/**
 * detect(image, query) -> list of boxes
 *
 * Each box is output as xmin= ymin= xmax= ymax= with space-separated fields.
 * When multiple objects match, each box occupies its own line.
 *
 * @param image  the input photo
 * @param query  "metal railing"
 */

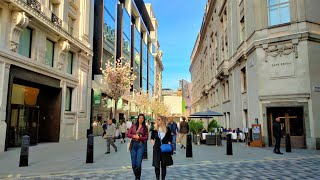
xmin=51 ymin=13 xmax=62 ymax=27
xmin=27 ymin=0 xmax=41 ymax=12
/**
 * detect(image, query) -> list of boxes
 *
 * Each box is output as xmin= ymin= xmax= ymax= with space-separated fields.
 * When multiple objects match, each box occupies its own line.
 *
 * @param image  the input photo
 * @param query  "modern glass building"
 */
xmin=92 ymin=0 xmax=161 ymax=124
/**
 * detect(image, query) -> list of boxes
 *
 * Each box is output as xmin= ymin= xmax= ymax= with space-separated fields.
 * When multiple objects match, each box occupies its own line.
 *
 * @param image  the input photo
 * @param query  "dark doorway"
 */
xmin=6 ymin=66 xmax=62 ymax=149
xmin=267 ymin=107 xmax=305 ymax=148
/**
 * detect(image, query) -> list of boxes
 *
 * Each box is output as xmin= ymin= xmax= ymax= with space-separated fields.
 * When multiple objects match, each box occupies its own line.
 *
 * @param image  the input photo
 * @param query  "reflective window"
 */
xmin=134 ymin=27 xmax=141 ymax=91
xmin=67 ymin=52 xmax=73 ymax=74
xmin=122 ymin=8 xmax=131 ymax=62
xmin=143 ymin=42 xmax=148 ymax=91
xmin=45 ymin=39 xmax=54 ymax=67
xmin=18 ymin=27 xmax=32 ymax=58
xmin=103 ymin=0 xmax=116 ymax=49
xmin=268 ymin=0 xmax=290 ymax=26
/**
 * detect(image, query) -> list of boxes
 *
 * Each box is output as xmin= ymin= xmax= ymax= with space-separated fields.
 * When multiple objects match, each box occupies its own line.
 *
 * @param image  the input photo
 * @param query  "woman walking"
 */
xmin=127 ymin=114 xmax=148 ymax=180
xmin=119 ymin=120 xmax=127 ymax=143
xmin=151 ymin=116 xmax=173 ymax=180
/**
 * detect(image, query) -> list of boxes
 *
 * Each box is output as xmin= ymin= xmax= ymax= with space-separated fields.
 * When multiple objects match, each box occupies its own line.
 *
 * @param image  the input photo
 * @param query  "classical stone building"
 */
xmin=190 ymin=0 xmax=320 ymax=149
xmin=91 ymin=0 xmax=163 ymax=122
xmin=0 ymin=0 xmax=93 ymax=152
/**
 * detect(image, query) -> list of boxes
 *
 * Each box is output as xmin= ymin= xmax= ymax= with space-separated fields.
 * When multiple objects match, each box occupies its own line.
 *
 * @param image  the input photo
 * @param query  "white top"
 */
xmin=158 ymin=130 xmax=165 ymax=140
xmin=119 ymin=123 xmax=127 ymax=133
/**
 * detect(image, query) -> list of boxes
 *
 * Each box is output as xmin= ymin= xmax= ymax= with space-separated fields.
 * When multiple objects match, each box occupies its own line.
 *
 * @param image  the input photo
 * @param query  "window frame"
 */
xmin=18 ymin=27 xmax=33 ymax=58
xmin=67 ymin=51 xmax=73 ymax=74
xmin=45 ymin=39 xmax=55 ymax=67
xmin=267 ymin=0 xmax=290 ymax=26
xmin=65 ymin=87 xmax=72 ymax=111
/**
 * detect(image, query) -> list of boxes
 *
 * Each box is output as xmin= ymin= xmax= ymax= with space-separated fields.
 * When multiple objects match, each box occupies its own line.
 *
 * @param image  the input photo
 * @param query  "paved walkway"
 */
xmin=0 ymin=136 xmax=319 ymax=179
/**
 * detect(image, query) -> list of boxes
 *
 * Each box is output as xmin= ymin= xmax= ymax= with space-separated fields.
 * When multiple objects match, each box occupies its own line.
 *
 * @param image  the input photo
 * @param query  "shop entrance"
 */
xmin=6 ymin=66 xmax=62 ymax=149
xmin=267 ymin=107 xmax=305 ymax=148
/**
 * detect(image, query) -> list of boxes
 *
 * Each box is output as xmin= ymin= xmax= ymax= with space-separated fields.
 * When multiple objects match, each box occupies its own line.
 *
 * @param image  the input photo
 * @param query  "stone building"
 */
xmin=0 ymin=0 xmax=94 ymax=152
xmin=190 ymin=0 xmax=320 ymax=149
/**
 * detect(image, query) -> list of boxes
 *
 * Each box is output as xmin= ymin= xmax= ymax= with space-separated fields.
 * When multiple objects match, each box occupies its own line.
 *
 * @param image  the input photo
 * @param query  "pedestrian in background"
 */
xmin=179 ymin=117 xmax=189 ymax=149
xmin=105 ymin=119 xmax=117 ymax=154
xmin=151 ymin=116 xmax=173 ymax=180
xmin=273 ymin=117 xmax=283 ymax=154
xmin=127 ymin=114 xmax=148 ymax=180
xmin=119 ymin=120 xmax=127 ymax=143
xmin=167 ymin=116 xmax=178 ymax=154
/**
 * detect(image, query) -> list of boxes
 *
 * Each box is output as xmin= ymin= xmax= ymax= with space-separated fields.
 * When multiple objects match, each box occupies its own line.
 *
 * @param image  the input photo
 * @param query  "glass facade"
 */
xmin=142 ymin=42 xmax=148 ymax=92
xmin=18 ymin=27 xmax=32 ymax=58
xmin=134 ymin=27 xmax=141 ymax=91
xmin=65 ymin=87 xmax=72 ymax=111
xmin=122 ymin=8 xmax=131 ymax=63
xmin=148 ymin=47 xmax=155 ymax=97
xmin=103 ymin=0 xmax=116 ymax=54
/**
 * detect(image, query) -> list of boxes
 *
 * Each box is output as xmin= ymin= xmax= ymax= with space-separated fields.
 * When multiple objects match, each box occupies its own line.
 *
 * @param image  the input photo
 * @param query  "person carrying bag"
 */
xmin=127 ymin=114 xmax=148 ymax=180
xmin=151 ymin=116 xmax=173 ymax=180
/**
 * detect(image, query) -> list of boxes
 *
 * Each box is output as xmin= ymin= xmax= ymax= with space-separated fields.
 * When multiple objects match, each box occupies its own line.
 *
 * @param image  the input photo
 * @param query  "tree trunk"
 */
xmin=114 ymin=99 xmax=118 ymax=122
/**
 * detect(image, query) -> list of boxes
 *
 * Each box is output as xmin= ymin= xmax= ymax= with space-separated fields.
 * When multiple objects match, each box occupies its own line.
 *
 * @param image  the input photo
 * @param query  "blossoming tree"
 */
xmin=101 ymin=59 xmax=136 ymax=120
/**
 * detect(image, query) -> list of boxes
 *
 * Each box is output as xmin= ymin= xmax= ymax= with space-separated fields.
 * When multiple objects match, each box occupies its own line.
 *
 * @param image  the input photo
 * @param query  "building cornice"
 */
xmin=11 ymin=0 xmax=93 ymax=56
xmin=0 ymin=48 xmax=79 ymax=84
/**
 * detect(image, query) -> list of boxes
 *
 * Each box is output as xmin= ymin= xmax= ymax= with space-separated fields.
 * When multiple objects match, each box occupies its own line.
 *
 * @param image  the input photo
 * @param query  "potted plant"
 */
xmin=189 ymin=120 xmax=204 ymax=145
xmin=206 ymin=119 xmax=221 ymax=145
xmin=208 ymin=119 xmax=220 ymax=133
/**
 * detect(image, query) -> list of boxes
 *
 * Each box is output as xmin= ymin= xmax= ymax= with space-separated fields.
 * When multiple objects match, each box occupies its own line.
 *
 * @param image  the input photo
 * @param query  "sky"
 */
xmin=144 ymin=0 xmax=207 ymax=90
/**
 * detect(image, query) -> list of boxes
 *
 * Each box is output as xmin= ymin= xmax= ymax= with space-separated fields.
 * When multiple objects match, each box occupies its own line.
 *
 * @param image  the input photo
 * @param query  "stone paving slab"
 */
xmin=0 ymin=136 xmax=320 ymax=179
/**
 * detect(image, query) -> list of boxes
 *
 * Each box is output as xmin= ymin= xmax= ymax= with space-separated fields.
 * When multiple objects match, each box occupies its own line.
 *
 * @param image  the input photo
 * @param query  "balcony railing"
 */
xmin=27 ymin=0 xmax=41 ymax=12
xmin=51 ymin=13 xmax=62 ymax=27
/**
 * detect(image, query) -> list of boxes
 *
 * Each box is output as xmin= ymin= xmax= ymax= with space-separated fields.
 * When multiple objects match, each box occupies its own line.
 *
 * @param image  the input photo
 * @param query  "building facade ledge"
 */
xmin=11 ymin=0 xmax=93 ymax=56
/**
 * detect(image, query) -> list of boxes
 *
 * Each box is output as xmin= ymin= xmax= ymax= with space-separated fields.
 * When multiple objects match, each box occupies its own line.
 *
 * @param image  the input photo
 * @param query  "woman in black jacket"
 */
xmin=151 ymin=116 xmax=173 ymax=180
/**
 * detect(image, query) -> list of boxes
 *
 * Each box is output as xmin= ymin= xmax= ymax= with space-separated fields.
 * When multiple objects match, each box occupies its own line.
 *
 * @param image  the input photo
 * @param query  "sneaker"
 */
xmin=105 ymin=152 xmax=110 ymax=154
xmin=173 ymin=151 xmax=176 ymax=154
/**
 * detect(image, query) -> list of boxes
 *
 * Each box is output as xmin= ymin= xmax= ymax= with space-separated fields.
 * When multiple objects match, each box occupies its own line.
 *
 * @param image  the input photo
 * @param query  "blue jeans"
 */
xmin=130 ymin=140 xmax=146 ymax=168
xmin=172 ymin=134 xmax=177 ymax=151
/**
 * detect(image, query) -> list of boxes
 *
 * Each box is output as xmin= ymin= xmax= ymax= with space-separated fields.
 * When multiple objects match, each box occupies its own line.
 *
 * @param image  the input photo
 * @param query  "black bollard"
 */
xmin=226 ymin=134 xmax=232 ymax=155
xmin=186 ymin=134 xmax=192 ymax=158
xmin=285 ymin=133 xmax=291 ymax=152
xmin=19 ymin=135 xmax=30 ymax=167
xmin=143 ymin=141 xmax=148 ymax=159
xmin=86 ymin=134 xmax=94 ymax=163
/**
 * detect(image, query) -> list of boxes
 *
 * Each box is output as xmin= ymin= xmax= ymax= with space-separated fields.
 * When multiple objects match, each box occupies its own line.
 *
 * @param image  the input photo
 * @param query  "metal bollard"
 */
xmin=143 ymin=141 xmax=148 ymax=159
xmin=19 ymin=135 xmax=30 ymax=167
xmin=186 ymin=134 xmax=192 ymax=158
xmin=226 ymin=134 xmax=233 ymax=155
xmin=86 ymin=134 xmax=94 ymax=163
xmin=285 ymin=133 xmax=291 ymax=152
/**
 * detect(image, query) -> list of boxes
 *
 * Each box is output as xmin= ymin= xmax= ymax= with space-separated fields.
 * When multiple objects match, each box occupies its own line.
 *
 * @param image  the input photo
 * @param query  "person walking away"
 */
xmin=102 ymin=120 xmax=107 ymax=138
xmin=127 ymin=114 xmax=148 ymax=180
xmin=273 ymin=117 xmax=283 ymax=154
xmin=151 ymin=116 xmax=173 ymax=180
xmin=179 ymin=117 xmax=189 ymax=149
xmin=167 ymin=116 xmax=178 ymax=154
xmin=105 ymin=119 xmax=117 ymax=154
xmin=119 ymin=120 xmax=127 ymax=143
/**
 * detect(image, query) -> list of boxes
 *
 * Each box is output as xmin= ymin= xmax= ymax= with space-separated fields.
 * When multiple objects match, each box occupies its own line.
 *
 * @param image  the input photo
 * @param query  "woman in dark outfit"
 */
xmin=151 ymin=116 xmax=173 ymax=180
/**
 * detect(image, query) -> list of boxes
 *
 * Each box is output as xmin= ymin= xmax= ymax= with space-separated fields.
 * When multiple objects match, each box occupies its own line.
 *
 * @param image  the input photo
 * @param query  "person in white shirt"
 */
xmin=119 ymin=120 xmax=127 ymax=143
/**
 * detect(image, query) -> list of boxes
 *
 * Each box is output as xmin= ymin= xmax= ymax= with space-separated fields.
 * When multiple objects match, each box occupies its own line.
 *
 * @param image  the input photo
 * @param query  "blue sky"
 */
xmin=144 ymin=0 xmax=207 ymax=90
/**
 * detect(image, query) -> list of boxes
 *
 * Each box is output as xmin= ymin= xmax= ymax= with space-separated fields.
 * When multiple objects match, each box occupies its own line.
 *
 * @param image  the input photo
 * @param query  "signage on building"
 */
xmin=93 ymin=90 xmax=101 ymax=105
xmin=313 ymin=86 xmax=320 ymax=92
xmin=103 ymin=24 xmax=115 ymax=44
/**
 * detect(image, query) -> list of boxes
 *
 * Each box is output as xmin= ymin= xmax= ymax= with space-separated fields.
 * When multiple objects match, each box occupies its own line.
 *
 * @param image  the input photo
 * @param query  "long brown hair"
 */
xmin=155 ymin=116 xmax=167 ymax=133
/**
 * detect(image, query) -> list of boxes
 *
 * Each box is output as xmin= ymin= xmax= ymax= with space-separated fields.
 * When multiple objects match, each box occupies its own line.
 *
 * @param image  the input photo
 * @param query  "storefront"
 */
xmin=6 ymin=66 xmax=62 ymax=148
xmin=264 ymin=102 xmax=308 ymax=149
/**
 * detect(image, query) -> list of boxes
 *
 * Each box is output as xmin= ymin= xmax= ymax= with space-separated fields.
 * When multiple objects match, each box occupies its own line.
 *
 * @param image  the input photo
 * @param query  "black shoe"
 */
xmin=273 ymin=150 xmax=277 ymax=154
xmin=105 ymin=152 xmax=110 ymax=154
xmin=115 ymin=148 xmax=117 ymax=152
xmin=277 ymin=151 xmax=283 ymax=154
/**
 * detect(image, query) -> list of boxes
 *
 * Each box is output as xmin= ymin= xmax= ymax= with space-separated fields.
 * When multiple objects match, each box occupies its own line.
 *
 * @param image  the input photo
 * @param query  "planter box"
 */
xmin=206 ymin=134 xmax=222 ymax=145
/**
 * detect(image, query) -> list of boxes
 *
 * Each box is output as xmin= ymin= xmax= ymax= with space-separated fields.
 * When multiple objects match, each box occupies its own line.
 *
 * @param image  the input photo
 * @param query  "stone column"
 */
xmin=0 ymin=62 xmax=10 ymax=152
